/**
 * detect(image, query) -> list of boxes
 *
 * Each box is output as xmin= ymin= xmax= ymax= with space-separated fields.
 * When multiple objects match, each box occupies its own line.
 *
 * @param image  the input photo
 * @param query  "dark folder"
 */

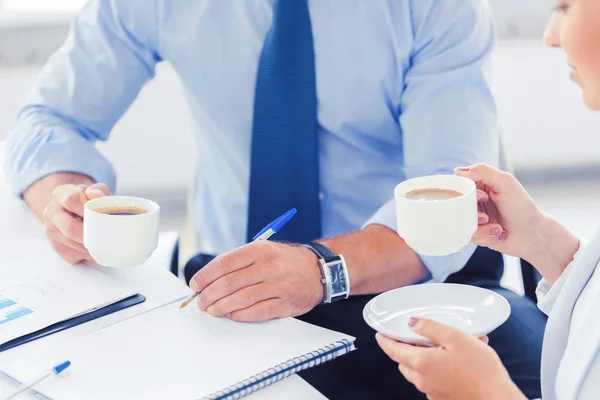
xmin=0 ymin=293 xmax=145 ymax=353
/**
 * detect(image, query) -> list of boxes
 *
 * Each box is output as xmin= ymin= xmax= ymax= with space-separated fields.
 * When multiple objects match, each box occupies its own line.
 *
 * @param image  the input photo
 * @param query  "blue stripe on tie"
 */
xmin=247 ymin=0 xmax=321 ymax=244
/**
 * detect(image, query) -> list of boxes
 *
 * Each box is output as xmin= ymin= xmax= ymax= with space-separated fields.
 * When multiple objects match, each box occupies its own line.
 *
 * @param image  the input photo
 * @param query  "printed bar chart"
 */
xmin=0 ymin=293 xmax=33 ymax=326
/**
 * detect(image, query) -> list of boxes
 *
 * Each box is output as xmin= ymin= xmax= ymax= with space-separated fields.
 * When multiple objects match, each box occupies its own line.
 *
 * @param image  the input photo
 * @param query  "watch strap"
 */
xmin=307 ymin=242 xmax=336 ymax=260
xmin=304 ymin=242 xmax=349 ymax=303
xmin=303 ymin=244 xmax=329 ymax=304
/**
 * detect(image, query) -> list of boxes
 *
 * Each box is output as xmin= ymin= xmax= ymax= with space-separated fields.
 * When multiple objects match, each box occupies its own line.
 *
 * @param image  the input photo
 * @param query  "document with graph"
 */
xmin=0 ymin=239 xmax=141 ymax=350
xmin=4 ymin=302 xmax=355 ymax=400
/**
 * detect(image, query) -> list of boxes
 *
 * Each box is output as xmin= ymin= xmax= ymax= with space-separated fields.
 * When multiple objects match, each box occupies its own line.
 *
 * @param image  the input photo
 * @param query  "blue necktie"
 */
xmin=247 ymin=0 xmax=321 ymax=243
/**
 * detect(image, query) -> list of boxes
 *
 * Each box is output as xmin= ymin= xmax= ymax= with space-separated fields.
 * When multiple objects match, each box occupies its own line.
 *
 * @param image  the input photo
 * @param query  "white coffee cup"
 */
xmin=394 ymin=175 xmax=477 ymax=256
xmin=83 ymin=196 xmax=160 ymax=267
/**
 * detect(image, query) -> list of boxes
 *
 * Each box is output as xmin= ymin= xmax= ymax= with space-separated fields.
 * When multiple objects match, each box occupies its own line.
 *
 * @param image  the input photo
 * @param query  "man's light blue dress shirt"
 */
xmin=4 ymin=0 xmax=499 ymax=282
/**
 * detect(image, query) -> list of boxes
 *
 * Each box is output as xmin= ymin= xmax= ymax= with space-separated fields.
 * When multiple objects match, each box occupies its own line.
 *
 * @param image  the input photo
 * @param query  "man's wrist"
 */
xmin=23 ymin=172 xmax=94 ymax=219
xmin=319 ymin=225 xmax=428 ymax=295
xmin=303 ymin=242 xmax=350 ymax=304
xmin=296 ymin=245 xmax=326 ymax=305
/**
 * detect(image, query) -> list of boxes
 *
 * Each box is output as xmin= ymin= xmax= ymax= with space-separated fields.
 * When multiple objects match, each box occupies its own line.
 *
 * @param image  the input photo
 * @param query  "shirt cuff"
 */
xmin=363 ymin=199 xmax=477 ymax=282
xmin=4 ymin=125 xmax=117 ymax=196
xmin=537 ymin=240 xmax=584 ymax=316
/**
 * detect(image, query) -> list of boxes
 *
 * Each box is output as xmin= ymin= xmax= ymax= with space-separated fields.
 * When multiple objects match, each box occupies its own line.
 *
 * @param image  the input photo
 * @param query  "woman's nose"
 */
xmin=544 ymin=14 xmax=562 ymax=49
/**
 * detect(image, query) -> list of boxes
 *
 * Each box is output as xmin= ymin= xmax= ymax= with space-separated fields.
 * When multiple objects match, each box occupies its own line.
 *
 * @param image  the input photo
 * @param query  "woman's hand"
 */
xmin=455 ymin=164 xmax=579 ymax=283
xmin=455 ymin=164 xmax=542 ymax=258
xmin=376 ymin=318 xmax=526 ymax=400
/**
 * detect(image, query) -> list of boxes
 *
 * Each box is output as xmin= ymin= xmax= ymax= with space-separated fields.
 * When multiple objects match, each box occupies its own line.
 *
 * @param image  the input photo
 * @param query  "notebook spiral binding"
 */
xmin=203 ymin=339 xmax=354 ymax=400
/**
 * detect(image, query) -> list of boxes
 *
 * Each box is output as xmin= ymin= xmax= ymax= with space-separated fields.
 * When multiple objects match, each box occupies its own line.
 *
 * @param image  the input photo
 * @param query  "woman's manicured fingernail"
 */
xmin=478 ymin=216 xmax=488 ymax=224
xmin=489 ymin=226 xmax=502 ymax=236
xmin=408 ymin=317 xmax=420 ymax=328
xmin=456 ymin=167 xmax=471 ymax=171
xmin=498 ymin=231 xmax=508 ymax=241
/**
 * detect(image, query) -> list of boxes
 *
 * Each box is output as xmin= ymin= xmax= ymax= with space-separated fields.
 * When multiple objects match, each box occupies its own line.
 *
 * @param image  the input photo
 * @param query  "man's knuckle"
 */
xmin=51 ymin=185 xmax=65 ymax=198
xmin=65 ymin=193 xmax=83 ymax=211
xmin=217 ymin=253 xmax=233 ymax=270
xmin=221 ymin=274 xmax=234 ymax=290
xmin=198 ymin=291 xmax=214 ymax=309
xmin=250 ymin=286 xmax=265 ymax=303
xmin=193 ymin=272 xmax=207 ymax=288
xmin=65 ymin=218 xmax=80 ymax=239
xmin=260 ymin=240 xmax=278 ymax=256
xmin=42 ymin=203 xmax=54 ymax=219
xmin=212 ymin=302 xmax=225 ymax=315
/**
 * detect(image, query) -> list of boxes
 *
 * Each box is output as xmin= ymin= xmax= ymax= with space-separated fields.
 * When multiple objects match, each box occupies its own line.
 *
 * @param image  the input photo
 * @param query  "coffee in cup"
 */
xmin=84 ymin=196 xmax=160 ymax=268
xmin=394 ymin=175 xmax=477 ymax=256
xmin=403 ymin=188 xmax=463 ymax=202
xmin=95 ymin=206 xmax=148 ymax=216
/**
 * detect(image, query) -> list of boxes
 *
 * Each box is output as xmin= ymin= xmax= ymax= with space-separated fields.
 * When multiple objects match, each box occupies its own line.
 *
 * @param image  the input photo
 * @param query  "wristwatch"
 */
xmin=303 ymin=242 xmax=350 ymax=304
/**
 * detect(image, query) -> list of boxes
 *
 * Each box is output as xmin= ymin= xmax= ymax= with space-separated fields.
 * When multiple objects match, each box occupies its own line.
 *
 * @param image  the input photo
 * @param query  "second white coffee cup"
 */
xmin=84 ymin=196 xmax=160 ymax=268
xmin=394 ymin=175 xmax=477 ymax=256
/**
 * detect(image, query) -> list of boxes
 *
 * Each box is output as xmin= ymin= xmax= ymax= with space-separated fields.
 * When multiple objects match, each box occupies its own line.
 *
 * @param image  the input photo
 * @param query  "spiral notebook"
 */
xmin=2 ymin=301 xmax=355 ymax=400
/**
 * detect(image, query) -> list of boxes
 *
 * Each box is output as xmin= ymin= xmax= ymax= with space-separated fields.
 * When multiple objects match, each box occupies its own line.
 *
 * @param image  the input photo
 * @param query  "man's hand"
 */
xmin=42 ymin=182 xmax=110 ymax=264
xmin=190 ymin=241 xmax=324 ymax=322
xmin=23 ymin=173 xmax=111 ymax=264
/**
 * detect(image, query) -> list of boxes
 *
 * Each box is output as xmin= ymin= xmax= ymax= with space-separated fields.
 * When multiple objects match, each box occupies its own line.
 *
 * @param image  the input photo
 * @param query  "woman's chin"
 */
xmin=582 ymin=90 xmax=600 ymax=111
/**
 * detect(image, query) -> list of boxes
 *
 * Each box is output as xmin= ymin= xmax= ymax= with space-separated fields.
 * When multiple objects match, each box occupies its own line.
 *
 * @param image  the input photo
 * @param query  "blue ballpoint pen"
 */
xmin=178 ymin=208 xmax=298 ymax=309
xmin=2 ymin=361 xmax=71 ymax=400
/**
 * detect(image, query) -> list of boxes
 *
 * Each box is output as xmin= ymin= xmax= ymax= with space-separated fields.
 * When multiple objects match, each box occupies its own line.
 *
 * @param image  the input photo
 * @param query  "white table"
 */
xmin=0 ymin=142 xmax=326 ymax=400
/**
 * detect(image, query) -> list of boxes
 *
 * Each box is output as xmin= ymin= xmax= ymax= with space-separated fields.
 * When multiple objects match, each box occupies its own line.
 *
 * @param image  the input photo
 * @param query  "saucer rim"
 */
xmin=362 ymin=283 xmax=511 ymax=345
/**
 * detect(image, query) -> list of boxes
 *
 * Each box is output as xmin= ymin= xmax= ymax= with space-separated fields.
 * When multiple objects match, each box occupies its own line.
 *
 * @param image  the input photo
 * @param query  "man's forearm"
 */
xmin=320 ymin=224 xmax=429 ymax=295
xmin=23 ymin=172 xmax=94 ymax=219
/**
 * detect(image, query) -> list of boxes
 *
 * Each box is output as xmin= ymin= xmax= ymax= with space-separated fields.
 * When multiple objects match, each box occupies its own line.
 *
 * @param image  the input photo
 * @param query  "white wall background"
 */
xmin=2 ymin=0 xmax=599 ymax=199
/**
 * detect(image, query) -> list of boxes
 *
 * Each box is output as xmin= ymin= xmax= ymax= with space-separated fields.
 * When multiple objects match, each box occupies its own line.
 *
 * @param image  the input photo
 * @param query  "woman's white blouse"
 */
xmin=535 ymin=242 xmax=600 ymax=399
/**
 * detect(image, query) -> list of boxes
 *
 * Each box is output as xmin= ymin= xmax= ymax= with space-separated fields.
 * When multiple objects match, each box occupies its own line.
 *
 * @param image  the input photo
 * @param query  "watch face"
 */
xmin=330 ymin=262 xmax=348 ymax=295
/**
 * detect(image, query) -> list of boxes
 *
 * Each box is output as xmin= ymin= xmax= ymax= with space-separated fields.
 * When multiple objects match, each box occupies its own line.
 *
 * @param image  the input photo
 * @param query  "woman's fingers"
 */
xmin=476 ymin=189 xmax=489 ymax=203
xmin=478 ymin=212 xmax=489 ymax=225
xmin=455 ymin=164 xmax=514 ymax=193
xmin=471 ymin=223 xmax=506 ymax=246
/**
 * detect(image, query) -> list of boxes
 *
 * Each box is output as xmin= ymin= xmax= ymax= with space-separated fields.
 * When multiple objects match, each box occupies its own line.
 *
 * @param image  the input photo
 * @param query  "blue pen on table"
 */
xmin=178 ymin=208 xmax=297 ymax=309
xmin=2 ymin=361 xmax=71 ymax=400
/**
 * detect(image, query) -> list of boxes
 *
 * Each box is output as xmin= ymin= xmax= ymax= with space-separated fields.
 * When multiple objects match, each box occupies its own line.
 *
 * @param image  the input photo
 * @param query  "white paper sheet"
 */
xmin=3 ymin=303 xmax=354 ymax=400
xmin=0 ymin=236 xmax=135 ymax=345
xmin=0 ymin=260 xmax=191 ymax=367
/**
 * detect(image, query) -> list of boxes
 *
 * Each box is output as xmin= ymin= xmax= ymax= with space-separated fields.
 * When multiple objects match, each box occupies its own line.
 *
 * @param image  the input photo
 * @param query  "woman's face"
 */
xmin=545 ymin=0 xmax=600 ymax=110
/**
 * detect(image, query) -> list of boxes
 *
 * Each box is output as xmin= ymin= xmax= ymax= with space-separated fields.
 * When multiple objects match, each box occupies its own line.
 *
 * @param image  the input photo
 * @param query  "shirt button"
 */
xmin=319 ymin=192 xmax=324 ymax=200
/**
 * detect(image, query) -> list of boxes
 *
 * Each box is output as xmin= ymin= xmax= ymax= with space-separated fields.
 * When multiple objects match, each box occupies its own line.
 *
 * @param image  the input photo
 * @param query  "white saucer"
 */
xmin=363 ymin=283 xmax=511 ymax=346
